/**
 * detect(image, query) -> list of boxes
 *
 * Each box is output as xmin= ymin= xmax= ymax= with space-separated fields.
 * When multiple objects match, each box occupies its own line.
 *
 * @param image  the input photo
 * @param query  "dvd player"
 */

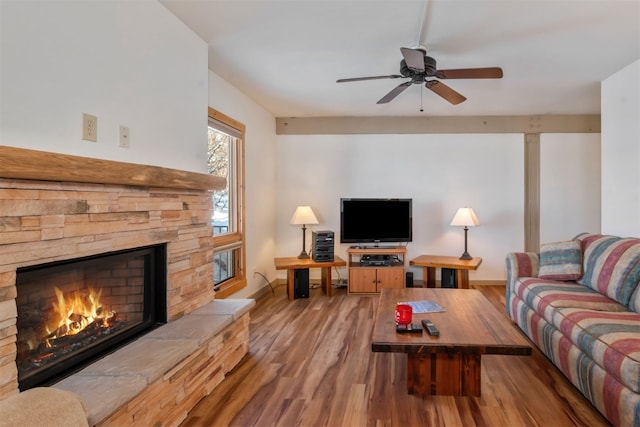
xmin=360 ymin=254 xmax=397 ymax=267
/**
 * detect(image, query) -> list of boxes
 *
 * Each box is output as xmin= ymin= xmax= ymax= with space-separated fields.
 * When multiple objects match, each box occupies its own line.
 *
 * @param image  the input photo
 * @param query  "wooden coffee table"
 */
xmin=371 ymin=287 xmax=532 ymax=397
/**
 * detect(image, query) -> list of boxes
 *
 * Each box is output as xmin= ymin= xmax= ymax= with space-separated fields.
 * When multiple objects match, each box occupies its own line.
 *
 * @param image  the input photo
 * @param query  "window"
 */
xmin=207 ymin=108 xmax=246 ymax=297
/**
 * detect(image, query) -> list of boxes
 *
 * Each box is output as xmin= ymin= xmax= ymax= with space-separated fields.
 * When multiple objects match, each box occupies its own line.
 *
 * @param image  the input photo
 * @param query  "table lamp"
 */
xmin=450 ymin=207 xmax=480 ymax=260
xmin=290 ymin=205 xmax=319 ymax=259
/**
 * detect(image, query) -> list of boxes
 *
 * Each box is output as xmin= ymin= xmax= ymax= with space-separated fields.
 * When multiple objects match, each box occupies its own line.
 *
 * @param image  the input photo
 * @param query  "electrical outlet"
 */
xmin=119 ymin=125 xmax=130 ymax=148
xmin=82 ymin=113 xmax=97 ymax=142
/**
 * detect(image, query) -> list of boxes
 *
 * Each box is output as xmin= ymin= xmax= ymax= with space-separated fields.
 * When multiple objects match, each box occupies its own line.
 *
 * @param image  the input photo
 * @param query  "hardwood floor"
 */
xmin=180 ymin=285 xmax=609 ymax=427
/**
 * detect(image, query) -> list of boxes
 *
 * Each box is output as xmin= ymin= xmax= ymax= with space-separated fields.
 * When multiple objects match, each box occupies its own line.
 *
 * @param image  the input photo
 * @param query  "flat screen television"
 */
xmin=340 ymin=198 xmax=412 ymax=244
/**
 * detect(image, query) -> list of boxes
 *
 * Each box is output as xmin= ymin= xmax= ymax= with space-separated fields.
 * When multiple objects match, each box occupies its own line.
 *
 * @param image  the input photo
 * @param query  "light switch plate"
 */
xmin=119 ymin=125 xmax=130 ymax=148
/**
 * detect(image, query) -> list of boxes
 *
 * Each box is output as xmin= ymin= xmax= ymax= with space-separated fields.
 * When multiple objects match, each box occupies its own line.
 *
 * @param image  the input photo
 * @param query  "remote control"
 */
xmin=396 ymin=323 xmax=423 ymax=334
xmin=422 ymin=319 xmax=440 ymax=336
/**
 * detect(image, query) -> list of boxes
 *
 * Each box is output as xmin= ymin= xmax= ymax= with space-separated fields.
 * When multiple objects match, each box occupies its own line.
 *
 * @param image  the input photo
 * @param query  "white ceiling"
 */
xmin=160 ymin=0 xmax=640 ymax=118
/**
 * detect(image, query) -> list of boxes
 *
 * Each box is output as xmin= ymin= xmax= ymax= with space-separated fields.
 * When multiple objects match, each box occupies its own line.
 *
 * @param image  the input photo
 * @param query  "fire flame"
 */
xmin=45 ymin=286 xmax=115 ymax=346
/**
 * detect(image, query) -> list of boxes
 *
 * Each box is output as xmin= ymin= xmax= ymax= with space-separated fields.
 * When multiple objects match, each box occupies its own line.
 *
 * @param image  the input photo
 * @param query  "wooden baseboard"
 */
xmin=411 ymin=279 xmax=505 ymax=287
xmin=268 ymin=278 xmax=505 ymax=291
xmin=468 ymin=280 xmax=506 ymax=287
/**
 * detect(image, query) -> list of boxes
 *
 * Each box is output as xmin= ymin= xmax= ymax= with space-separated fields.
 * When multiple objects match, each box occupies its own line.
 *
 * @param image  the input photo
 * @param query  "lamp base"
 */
xmin=459 ymin=226 xmax=473 ymax=260
xmin=297 ymin=225 xmax=310 ymax=259
xmin=459 ymin=251 xmax=473 ymax=261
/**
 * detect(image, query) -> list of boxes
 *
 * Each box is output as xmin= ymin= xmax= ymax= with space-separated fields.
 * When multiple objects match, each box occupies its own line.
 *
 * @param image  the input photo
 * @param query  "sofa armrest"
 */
xmin=506 ymin=252 xmax=539 ymax=281
xmin=505 ymin=252 xmax=539 ymax=315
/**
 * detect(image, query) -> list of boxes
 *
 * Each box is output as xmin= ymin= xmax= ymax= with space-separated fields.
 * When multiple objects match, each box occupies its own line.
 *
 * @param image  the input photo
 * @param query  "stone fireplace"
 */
xmin=15 ymin=244 xmax=167 ymax=390
xmin=0 ymin=146 xmax=225 ymax=399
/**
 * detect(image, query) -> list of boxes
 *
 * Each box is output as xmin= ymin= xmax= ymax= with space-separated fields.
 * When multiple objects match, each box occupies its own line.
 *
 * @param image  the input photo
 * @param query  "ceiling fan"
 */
xmin=336 ymin=46 xmax=503 ymax=106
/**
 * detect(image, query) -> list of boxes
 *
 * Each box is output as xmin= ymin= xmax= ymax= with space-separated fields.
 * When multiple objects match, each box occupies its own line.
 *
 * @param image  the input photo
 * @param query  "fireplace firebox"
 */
xmin=15 ymin=245 xmax=167 ymax=390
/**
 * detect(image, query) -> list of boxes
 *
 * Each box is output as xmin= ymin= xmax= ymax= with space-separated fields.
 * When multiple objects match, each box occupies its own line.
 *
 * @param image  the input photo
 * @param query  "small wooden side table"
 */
xmin=409 ymin=255 xmax=482 ymax=289
xmin=274 ymin=256 xmax=346 ymax=301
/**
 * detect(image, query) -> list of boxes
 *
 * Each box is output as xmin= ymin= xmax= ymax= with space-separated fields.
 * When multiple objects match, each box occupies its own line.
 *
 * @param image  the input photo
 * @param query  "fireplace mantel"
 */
xmin=0 ymin=146 xmax=225 ymax=191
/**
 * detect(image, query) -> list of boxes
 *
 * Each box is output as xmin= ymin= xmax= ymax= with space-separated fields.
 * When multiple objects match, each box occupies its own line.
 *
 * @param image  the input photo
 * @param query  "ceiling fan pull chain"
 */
xmin=420 ymin=85 xmax=424 ymax=112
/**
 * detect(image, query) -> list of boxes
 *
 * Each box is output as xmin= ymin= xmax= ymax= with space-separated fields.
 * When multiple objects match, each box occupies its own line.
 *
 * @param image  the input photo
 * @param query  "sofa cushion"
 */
xmin=538 ymin=240 xmax=582 ymax=280
xmin=576 ymin=233 xmax=640 ymax=307
xmin=552 ymin=307 xmax=640 ymax=393
xmin=514 ymin=278 xmax=628 ymax=325
xmin=630 ymin=285 xmax=640 ymax=314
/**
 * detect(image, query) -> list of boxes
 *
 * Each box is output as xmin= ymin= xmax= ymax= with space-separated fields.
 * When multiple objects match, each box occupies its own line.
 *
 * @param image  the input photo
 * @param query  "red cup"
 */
xmin=395 ymin=303 xmax=412 ymax=325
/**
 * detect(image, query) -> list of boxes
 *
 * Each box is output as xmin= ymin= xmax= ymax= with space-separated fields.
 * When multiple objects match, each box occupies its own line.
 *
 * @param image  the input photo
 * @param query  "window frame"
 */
xmin=208 ymin=107 xmax=246 ymax=298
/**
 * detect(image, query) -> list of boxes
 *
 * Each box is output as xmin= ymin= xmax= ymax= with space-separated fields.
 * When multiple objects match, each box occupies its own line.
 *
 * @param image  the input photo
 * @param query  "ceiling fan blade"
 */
xmin=435 ymin=67 xmax=503 ymax=79
xmin=425 ymin=80 xmax=467 ymax=105
xmin=400 ymin=47 xmax=425 ymax=73
xmin=377 ymin=82 xmax=412 ymax=104
xmin=337 ymin=75 xmax=403 ymax=83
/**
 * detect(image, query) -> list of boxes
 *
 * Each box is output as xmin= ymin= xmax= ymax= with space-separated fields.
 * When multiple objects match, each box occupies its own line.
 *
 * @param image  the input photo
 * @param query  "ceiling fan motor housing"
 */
xmin=400 ymin=55 xmax=437 ymax=78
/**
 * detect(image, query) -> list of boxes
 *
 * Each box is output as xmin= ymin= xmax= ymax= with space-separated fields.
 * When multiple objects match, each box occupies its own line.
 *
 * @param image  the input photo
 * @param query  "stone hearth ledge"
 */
xmin=53 ymin=298 xmax=255 ymax=426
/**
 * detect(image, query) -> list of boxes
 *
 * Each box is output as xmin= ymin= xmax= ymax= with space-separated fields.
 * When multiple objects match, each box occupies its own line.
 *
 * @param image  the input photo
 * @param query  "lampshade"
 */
xmin=290 ymin=205 xmax=319 ymax=225
xmin=450 ymin=207 xmax=480 ymax=227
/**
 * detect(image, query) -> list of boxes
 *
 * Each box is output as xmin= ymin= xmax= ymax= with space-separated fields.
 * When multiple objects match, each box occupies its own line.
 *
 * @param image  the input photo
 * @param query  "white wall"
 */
xmin=0 ymin=1 xmax=279 ymax=299
xmin=1 ymin=0 xmax=615 ymax=293
xmin=0 ymin=1 xmax=208 ymax=173
xmin=208 ymin=71 xmax=278 ymax=298
xmin=601 ymin=60 xmax=640 ymax=236
xmin=276 ymin=134 xmax=525 ymax=282
xmin=540 ymin=133 xmax=601 ymax=243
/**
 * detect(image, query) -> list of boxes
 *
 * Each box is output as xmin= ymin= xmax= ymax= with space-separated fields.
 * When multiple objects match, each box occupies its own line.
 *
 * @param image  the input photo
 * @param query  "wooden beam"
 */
xmin=524 ymin=134 xmax=540 ymax=252
xmin=0 ymin=146 xmax=225 ymax=191
xmin=275 ymin=115 xmax=601 ymax=135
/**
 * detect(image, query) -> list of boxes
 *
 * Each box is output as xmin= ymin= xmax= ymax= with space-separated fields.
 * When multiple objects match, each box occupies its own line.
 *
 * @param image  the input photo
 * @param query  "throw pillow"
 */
xmin=538 ymin=240 xmax=582 ymax=281
xmin=577 ymin=234 xmax=640 ymax=306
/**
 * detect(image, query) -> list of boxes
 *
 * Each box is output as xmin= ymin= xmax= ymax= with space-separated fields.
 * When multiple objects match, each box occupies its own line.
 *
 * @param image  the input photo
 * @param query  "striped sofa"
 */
xmin=506 ymin=233 xmax=640 ymax=427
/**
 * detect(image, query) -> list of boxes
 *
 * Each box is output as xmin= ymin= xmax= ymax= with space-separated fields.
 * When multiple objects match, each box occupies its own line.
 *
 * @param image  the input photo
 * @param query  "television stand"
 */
xmin=347 ymin=246 xmax=406 ymax=294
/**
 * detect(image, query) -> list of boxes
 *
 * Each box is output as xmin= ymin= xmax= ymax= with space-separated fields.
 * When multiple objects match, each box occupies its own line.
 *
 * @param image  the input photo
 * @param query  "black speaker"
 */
xmin=294 ymin=268 xmax=309 ymax=298
xmin=405 ymin=271 xmax=414 ymax=288
xmin=441 ymin=268 xmax=457 ymax=288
